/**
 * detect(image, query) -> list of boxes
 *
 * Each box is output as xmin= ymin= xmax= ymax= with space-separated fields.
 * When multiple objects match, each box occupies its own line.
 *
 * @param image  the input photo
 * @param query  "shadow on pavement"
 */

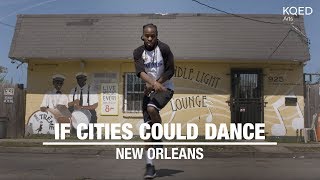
xmin=156 ymin=169 xmax=184 ymax=178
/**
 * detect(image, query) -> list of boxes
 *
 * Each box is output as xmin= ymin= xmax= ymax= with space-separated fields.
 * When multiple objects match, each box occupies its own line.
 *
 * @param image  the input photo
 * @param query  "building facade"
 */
xmin=9 ymin=14 xmax=310 ymax=138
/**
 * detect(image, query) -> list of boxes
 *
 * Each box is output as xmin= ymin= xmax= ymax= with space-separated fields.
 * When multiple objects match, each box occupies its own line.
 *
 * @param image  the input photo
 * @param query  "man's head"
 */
xmin=52 ymin=74 xmax=65 ymax=91
xmin=76 ymin=72 xmax=87 ymax=88
xmin=141 ymin=23 xmax=158 ymax=51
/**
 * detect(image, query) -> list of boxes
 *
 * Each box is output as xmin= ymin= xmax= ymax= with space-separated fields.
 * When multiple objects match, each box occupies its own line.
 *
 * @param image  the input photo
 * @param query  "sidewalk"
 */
xmin=1 ymin=138 xmax=320 ymax=158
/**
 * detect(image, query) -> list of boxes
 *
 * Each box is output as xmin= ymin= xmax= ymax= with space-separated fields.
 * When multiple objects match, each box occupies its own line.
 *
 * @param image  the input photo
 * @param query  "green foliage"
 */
xmin=0 ymin=66 xmax=8 ymax=83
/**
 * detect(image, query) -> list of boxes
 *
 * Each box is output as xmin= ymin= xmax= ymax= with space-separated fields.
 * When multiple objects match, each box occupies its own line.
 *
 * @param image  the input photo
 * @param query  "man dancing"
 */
xmin=133 ymin=23 xmax=175 ymax=179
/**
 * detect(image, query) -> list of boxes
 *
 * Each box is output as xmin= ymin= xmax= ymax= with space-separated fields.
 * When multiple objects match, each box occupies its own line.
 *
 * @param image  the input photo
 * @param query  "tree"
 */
xmin=0 ymin=66 xmax=8 ymax=83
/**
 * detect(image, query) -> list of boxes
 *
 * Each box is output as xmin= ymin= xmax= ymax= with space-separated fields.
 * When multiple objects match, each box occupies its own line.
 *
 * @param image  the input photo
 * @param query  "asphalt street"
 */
xmin=0 ymin=152 xmax=320 ymax=180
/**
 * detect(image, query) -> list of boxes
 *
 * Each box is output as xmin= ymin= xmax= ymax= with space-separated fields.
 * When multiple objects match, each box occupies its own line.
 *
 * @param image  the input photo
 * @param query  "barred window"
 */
xmin=124 ymin=73 xmax=145 ymax=113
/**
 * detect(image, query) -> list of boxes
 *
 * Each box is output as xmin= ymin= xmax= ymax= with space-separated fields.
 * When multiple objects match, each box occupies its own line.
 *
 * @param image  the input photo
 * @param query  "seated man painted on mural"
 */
xmin=40 ymin=74 xmax=71 ymax=121
xmin=68 ymin=72 xmax=98 ymax=133
xmin=40 ymin=74 xmax=69 ymax=111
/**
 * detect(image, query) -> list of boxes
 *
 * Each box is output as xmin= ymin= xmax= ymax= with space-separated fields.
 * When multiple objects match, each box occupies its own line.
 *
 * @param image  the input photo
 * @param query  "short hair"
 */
xmin=143 ymin=23 xmax=158 ymax=36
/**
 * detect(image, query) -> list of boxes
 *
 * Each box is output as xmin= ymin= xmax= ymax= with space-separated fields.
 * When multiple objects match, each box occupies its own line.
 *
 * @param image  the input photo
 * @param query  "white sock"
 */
xmin=145 ymin=150 xmax=153 ymax=165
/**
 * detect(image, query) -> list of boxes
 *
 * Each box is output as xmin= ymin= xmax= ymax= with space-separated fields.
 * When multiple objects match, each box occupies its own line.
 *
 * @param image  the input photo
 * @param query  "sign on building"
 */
xmin=4 ymin=96 xmax=14 ymax=103
xmin=3 ymin=88 xmax=14 ymax=103
xmin=101 ymin=83 xmax=118 ymax=115
xmin=4 ymin=88 xmax=14 ymax=96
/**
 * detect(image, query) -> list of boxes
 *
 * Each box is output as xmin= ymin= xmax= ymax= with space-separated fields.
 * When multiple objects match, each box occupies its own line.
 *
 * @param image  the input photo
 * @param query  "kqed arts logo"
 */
xmin=282 ymin=6 xmax=313 ymax=22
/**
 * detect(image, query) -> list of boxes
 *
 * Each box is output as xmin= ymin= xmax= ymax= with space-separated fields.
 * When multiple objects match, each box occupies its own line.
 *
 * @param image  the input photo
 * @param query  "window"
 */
xmin=124 ymin=73 xmax=145 ymax=112
xmin=92 ymin=72 xmax=118 ymax=92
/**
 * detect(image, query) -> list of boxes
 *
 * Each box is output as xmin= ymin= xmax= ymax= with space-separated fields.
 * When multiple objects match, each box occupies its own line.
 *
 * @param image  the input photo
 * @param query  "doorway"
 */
xmin=230 ymin=69 xmax=264 ymax=124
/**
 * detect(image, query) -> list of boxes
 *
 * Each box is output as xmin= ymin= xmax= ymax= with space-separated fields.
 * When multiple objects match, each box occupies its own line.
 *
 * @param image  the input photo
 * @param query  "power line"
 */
xmin=268 ymin=29 xmax=292 ymax=59
xmin=192 ymin=0 xmax=310 ymax=102
xmin=263 ymin=29 xmax=293 ymax=101
xmin=0 ymin=0 xmax=58 ymax=28
xmin=0 ymin=0 xmax=57 ymax=21
xmin=192 ymin=0 xmax=310 ymax=54
xmin=192 ymin=0 xmax=288 ymax=25
xmin=192 ymin=0 xmax=310 ymax=49
xmin=0 ymin=21 xmax=15 ymax=28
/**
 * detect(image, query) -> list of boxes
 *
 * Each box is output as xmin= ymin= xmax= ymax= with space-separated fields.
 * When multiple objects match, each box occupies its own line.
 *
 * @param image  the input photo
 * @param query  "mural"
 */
xmin=174 ymin=66 xmax=221 ymax=88
xmin=68 ymin=72 xmax=98 ymax=133
xmin=26 ymin=74 xmax=70 ymax=135
xmin=264 ymin=68 xmax=304 ymax=136
xmin=150 ymin=65 xmax=229 ymax=134
xmin=26 ymin=111 xmax=56 ymax=135
xmin=155 ymin=65 xmax=304 ymax=136
xmin=26 ymin=72 xmax=99 ymax=135
xmin=24 ymin=61 xmax=304 ymax=137
xmin=270 ymin=94 xmax=304 ymax=136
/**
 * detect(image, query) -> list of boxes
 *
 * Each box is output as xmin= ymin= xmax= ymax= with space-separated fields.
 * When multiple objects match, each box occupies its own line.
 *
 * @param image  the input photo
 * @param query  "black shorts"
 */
xmin=142 ymin=89 xmax=174 ymax=123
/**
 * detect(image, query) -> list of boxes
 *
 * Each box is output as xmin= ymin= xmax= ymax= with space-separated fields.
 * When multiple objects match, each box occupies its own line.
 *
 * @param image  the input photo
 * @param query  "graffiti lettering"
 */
xmin=39 ymin=114 xmax=53 ymax=121
xmin=174 ymin=66 xmax=221 ymax=88
xmin=174 ymin=66 xmax=194 ymax=80
xmin=195 ymin=71 xmax=220 ymax=88
xmin=171 ymin=96 xmax=207 ymax=111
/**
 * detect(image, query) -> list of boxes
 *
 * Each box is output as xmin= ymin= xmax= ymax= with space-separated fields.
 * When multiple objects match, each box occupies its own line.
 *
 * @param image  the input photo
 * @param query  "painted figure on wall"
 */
xmin=68 ymin=72 xmax=98 ymax=133
xmin=26 ymin=74 xmax=70 ymax=135
xmin=40 ymin=74 xmax=68 ymax=111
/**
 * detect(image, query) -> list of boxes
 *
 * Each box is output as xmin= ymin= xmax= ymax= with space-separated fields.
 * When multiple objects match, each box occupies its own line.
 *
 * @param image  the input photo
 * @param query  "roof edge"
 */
xmin=11 ymin=56 xmax=309 ymax=63
xmin=16 ymin=13 xmax=301 ymax=19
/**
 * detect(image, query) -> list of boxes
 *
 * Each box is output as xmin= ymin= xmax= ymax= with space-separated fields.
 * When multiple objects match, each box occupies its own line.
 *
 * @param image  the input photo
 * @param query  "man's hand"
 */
xmin=144 ymin=83 xmax=153 ymax=95
xmin=74 ymin=104 xmax=82 ymax=110
xmin=73 ymin=99 xmax=81 ymax=110
xmin=74 ymin=99 xmax=80 ymax=105
xmin=153 ymin=81 xmax=167 ymax=92
xmin=69 ymin=99 xmax=80 ymax=107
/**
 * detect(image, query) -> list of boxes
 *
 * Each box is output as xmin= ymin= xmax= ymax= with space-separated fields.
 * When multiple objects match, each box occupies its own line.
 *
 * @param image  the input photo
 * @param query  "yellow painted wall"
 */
xmin=26 ymin=60 xmax=304 ymax=136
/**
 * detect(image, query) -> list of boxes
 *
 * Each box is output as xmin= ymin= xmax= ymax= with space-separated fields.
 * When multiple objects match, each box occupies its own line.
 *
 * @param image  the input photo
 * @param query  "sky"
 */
xmin=0 ymin=0 xmax=319 ymax=85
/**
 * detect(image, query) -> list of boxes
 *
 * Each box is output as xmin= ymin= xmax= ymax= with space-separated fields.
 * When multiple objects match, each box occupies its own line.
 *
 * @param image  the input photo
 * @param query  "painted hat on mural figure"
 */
xmin=75 ymin=72 xmax=87 ymax=79
xmin=52 ymin=74 xmax=66 ymax=81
